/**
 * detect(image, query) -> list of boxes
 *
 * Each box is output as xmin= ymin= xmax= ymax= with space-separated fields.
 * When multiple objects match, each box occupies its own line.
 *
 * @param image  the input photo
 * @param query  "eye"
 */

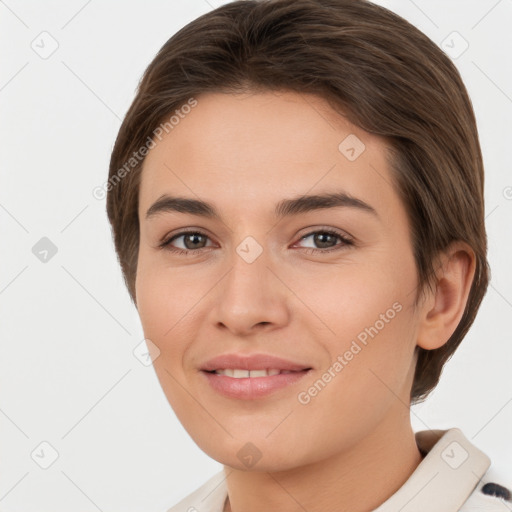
xmin=160 ymin=230 xmax=214 ymax=255
xmin=294 ymin=229 xmax=354 ymax=254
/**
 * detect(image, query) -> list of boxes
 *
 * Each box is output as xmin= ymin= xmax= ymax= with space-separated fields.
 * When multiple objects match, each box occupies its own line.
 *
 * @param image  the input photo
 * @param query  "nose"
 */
xmin=210 ymin=246 xmax=290 ymax=337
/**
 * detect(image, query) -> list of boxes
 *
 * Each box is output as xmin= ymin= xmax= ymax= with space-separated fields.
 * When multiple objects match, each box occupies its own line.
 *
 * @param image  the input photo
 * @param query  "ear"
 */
xmin=416 ymin=241 xmax=476 ymax=351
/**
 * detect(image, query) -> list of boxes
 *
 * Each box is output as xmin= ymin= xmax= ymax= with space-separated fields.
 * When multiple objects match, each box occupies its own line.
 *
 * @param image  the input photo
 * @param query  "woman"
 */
xmin=106 ymin=0 xmax=510 ymax=510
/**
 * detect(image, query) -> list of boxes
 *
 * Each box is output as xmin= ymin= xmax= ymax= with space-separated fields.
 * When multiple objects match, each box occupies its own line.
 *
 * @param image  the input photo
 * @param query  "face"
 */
xmin=136 ymin=90 xmax=423 ymax=471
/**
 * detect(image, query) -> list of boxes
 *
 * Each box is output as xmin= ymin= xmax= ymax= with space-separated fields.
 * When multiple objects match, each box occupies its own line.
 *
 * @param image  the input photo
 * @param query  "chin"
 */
xmin=193 ymin=434 xmax=312 ymax=473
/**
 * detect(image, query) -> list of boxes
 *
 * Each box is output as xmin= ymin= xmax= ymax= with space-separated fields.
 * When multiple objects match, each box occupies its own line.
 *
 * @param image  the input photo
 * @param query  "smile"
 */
xmin=211 ymin=368 xmax=298 ymax=377
xmin=201 ymin=368 xmax=312 ymax=399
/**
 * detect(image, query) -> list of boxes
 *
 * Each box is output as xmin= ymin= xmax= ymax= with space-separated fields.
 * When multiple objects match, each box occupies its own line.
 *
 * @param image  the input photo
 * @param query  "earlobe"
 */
xmin=416 ymin=241 xmax=476 ymax=351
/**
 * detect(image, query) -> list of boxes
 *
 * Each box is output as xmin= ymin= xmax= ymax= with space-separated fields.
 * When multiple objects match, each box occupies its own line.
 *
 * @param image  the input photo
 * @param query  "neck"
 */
xmin=223 ymin=410 xmax=423 ymax=512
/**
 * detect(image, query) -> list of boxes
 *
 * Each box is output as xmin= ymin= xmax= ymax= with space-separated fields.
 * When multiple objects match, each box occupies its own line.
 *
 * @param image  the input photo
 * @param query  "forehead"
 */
xmin=139 ymin=90 xmax=398 ymax=222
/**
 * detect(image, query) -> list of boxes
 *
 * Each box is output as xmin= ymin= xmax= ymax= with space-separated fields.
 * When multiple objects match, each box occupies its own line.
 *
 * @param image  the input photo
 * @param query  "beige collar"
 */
xmin=373 ymin=428 xmax=490 ymax=512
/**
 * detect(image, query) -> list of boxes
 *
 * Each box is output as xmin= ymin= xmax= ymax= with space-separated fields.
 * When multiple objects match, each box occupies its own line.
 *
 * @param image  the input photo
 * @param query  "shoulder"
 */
xmin=460 ymin=467 xmax=512 ymax=511
xmin=165 ymin=470 xmax=228 ymax=512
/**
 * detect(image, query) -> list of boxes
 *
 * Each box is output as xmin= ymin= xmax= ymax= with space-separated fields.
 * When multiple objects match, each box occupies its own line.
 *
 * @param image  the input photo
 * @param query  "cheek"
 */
xmin=290 ymin=257 xmax=410 ymax=338
xmin=135 ymin=258 xmax=201 ymax=412
xmin=294 ymin=258 xmax=418 ymax=397
xmin=135 ymin=252 xmax=192 ymax=357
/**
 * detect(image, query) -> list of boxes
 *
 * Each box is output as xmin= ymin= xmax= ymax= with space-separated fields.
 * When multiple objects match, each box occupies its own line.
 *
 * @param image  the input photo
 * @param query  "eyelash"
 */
xmin=159 ymin=228 xmax=354 ymax=256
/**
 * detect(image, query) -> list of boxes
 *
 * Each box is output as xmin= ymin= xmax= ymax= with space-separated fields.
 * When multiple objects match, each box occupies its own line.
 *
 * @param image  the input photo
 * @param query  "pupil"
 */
xmin=185 ymin=233 xmax=204 ymax=249
xmin=315 ymin=233 xmax=334 ymax=248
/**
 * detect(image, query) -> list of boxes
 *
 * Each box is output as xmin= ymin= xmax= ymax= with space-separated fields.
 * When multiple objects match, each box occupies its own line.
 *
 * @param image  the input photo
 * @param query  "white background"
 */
xmin=1 ymin=0 xmax=511 ymax=510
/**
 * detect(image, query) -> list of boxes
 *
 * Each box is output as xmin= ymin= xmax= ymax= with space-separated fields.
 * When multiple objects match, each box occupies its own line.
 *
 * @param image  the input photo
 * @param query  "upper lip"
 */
xmin=200 ymin=353 xmax=312 ymax=372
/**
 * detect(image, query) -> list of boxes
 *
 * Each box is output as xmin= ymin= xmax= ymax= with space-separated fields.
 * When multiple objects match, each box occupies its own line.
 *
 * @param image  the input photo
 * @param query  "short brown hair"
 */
xmin=106 ymin=0 xmax=490 ymax=403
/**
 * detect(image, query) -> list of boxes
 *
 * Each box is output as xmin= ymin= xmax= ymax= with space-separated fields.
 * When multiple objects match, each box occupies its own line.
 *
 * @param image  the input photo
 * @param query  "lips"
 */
xmin=200 ymin=353 xmax=312 ymax=373
xmin=213 ymin=368 xmax=294 ymax=378
xmin=199 ymin=353 xmax=313 ymax=399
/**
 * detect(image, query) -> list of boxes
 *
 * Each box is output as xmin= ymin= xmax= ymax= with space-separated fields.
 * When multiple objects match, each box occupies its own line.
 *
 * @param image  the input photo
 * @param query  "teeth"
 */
xmin=248 ymin=370 xmax=268 ymax=378
xmin=213 ymin=368 xmax=286 ymax=378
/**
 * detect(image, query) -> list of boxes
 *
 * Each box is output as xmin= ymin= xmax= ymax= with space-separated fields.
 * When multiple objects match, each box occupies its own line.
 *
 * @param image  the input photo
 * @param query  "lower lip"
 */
xmin=200 ymin=370 xmax=312 ymax=399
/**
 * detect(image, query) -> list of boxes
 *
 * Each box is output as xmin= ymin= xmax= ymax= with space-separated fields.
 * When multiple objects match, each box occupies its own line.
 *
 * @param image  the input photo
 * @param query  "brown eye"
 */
xmin=295 ymin=229 xmax=354 ymax=254
xmin=312 ymin=232 xmax=338 ymax=249
xmin=161 ymin=230 xmax=213 ymax=253
xmin=181 ymin=232 xmax=208 ymax=250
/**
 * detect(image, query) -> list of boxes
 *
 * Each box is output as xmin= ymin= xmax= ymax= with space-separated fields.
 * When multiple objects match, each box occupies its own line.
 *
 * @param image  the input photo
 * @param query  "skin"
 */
xmin=135 ymin=90 xmax=475 ymax=512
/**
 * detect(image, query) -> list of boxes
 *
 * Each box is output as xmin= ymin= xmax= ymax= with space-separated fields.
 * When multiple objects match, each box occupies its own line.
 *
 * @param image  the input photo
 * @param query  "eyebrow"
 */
xmin=145 ymin=191 xmax=379 ymax=221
